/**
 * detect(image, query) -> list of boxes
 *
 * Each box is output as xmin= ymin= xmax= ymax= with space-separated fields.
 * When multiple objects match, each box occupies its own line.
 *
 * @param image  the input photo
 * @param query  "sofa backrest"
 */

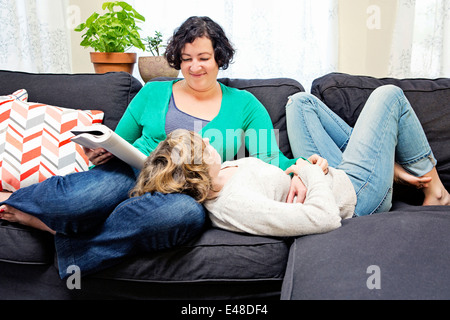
xmin=0 ymin=70 xmax=304 ymax=159
xmin=0 ymin=70 xmax=142 ymax=130
xmin=311 ymin=72 xmax=450 ymax=203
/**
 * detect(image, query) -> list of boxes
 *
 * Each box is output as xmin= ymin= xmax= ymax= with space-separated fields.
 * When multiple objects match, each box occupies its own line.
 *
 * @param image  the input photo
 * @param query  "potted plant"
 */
xmin=74 ymin=1 xmax=146 ymax=74
xmin=138 ymin=31 xmax=179 ymax=82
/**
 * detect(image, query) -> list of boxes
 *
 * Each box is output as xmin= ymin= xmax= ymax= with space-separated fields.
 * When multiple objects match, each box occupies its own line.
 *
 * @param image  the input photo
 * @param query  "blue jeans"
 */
xmin=286 ymin=85 xmax=436 ymax=216
xmin=2 ymin=158 xmax=206 ymax=278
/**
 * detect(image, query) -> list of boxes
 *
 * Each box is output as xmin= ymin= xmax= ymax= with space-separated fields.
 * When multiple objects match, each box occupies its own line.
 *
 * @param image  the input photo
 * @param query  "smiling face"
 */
xmin=180 ymin=36 xmax=220 ymax=92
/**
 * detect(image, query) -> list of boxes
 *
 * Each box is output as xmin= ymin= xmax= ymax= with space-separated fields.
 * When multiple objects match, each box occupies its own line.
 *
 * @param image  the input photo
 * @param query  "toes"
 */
xmin=0 ymin=212 xmax=16 ymax=223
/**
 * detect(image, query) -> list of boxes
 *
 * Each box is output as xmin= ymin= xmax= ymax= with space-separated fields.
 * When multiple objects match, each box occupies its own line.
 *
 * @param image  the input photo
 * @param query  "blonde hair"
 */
xmin=130 ymin=129 xmax=213 ymax=203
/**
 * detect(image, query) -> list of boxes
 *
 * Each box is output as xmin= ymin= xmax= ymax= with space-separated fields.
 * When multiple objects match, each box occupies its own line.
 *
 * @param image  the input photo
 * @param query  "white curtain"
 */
xmin=389 ymin=0 xmax=450 ymax=78
xmin=0 ymin=0 xmax=72 ymax=73
xmin=133 ymin=0 xmax=338 ymax=91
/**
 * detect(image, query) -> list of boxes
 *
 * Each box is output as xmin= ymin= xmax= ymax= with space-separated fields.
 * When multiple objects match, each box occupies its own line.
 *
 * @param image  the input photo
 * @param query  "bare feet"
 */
xmin=0 ymin=205 xmax=56 ymax=235
xmin=394 ymin=163 xmax=450 ymax=206
xmin=421 ymin=168 xmax=450 ymax=206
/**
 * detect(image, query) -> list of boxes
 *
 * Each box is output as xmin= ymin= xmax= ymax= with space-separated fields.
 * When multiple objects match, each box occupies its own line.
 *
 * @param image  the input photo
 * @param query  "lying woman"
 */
xmin=130 ymin=85 xmax=449 ymax=236
xmin=129 ymin=97 xmax=446 ymax=238
xmin=130 ymin=128 xmax=355 ymax=236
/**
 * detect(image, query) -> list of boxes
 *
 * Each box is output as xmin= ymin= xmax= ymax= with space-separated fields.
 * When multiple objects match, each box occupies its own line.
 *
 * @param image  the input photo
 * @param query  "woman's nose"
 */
xmin=190 ymin=59 xmax=202 ymax=71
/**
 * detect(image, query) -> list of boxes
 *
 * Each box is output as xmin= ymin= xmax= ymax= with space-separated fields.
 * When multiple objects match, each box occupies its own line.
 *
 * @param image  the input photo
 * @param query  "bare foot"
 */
xmin=421 ymin=168 xmax=450 ymax=206
xmin=0 ymin=205 xmax=56 ymax=235
xmin=394 ymin=163 xmax=432 ymax=189
xmin=394 ymin=164 xmax=450 ymax=206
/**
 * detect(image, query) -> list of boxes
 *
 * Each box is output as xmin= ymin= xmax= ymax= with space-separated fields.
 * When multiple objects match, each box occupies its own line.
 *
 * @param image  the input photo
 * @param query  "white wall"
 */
xmin=70 ymin=0 xmax=399 ymax=79
xmin=338 ymin=0 xmax=397 ymax=77
xmin=69 ymin=0 xmax=105 ymax=73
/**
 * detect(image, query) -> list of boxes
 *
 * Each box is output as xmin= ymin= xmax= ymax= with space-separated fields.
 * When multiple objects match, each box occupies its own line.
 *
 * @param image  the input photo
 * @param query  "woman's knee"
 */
xmin=366 ymin=85 xmax=411 ymax=118
xmin=169 ymin=193 xmax=206 ymax=232
xmin=119 ymin=192 xmax=206 ymax=237
xmin=371 ymin=85 xmax=405 ymax=103
xmin=286 ymin=92 xmax=317 ymax=111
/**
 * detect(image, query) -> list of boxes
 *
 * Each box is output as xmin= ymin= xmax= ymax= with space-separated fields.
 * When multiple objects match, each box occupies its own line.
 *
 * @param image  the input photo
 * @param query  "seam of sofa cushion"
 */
xmin=125 ymin=72 xmax=134 ymax=106
xmin=89 ymin=275 xmax=285 ymax=284
xmin=319 ymin=84 xmax=450 ymax=97
xmin=180 ymin=241 xmax=286 ymax=248
xmin=236 ymin=83 xmax=305 ymax=92
xmin=0 ymin=222 xmax=48 ymax=235
xmin=280 ymin=240 xmax=296 ymax=300
xmin=0 ymin=258 xmax=50 ymax=265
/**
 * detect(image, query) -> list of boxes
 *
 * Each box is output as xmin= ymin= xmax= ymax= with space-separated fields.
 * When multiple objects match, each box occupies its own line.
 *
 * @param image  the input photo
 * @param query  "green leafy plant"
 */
xmin=74 ymin=1 xmax=146 ymax=52
xmin=142 ymin=31 xmax=166 ymax=56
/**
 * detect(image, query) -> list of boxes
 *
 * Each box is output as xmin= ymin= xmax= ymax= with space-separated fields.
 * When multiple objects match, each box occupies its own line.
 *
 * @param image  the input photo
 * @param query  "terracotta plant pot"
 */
xmin=90 ymin=52 xmax=137 ymax=74
xmin=138 ymin=56 xmax=179 ymax=82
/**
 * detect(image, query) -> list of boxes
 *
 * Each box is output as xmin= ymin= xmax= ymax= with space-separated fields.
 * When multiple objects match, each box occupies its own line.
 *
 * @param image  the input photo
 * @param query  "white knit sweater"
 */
xmin=204 ymin=157 xmax=356 ymax=237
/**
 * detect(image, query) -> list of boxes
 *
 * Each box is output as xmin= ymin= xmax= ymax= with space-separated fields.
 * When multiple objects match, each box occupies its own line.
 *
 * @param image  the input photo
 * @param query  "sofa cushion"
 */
xmin=0 ymin=70 xmax=142 ymax=130
xmin=88 ymin=228 xmax=289 ymax=283
xmin=311 ymin=72 xmax=450 ymax=202
xmin=281 ymin=206 xmax=450 ymax=300
xmin=0 ymin=221 xmax=55 ymax=264
xmin=0 ymin=100 xmax=104 ymax=191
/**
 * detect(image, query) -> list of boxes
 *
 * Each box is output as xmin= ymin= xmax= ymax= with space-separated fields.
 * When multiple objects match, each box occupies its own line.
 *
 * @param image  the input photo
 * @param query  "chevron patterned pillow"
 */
xmin=0 ymin=90 xmax=29 ymax=176
xmin=0 ymin=99 xmax=104 ymax=191
xmin=0 ymin=89 xmax=28 ymax=125
xmin=0 ymin=89 xmax=28 ymax=104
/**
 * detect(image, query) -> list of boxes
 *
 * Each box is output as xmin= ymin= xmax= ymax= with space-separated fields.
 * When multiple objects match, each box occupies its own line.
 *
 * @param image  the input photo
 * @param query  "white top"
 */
xmin=204 ymin=157 xmax=356 ymax=237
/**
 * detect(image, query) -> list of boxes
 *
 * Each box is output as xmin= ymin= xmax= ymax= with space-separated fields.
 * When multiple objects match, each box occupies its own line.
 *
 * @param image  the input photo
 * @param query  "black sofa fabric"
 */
xmin=281 ymin=73 xmax=450 ymax=300
xmin=0 ymin=70 xmax=303 ymax=299
xmin=0 ymin=70 xmax=142 ymax=130
xmin=281 ymin=207 xmax=450 ymax=300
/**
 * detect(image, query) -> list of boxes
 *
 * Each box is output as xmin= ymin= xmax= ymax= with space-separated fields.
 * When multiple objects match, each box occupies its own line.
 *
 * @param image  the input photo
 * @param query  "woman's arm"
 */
xmin=114 ymin=100 xmax=144 ymax=145
xmin=207 ymin=165 xmax=342 ymax=237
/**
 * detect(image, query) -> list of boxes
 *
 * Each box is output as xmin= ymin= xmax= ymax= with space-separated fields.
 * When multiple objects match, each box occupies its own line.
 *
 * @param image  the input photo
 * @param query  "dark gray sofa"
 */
xmin=0 ymin=70 xmax=449 ymax=300
xmin=0 ymin=70 xmax=302 ymax=300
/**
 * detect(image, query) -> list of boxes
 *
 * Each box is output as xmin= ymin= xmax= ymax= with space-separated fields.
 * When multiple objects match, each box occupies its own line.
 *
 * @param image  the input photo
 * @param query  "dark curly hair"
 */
xmin=165 ymin=16 xmax=235 ymax=70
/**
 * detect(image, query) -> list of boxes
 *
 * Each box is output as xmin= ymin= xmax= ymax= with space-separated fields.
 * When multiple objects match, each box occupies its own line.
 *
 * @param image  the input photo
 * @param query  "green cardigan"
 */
xmin=115 ymin=80 xmax=296 ymax=170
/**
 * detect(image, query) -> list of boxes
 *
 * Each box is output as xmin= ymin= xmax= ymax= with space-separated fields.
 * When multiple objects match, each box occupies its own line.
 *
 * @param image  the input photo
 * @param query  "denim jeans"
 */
xmin=2 ymin=158 xmax=206 ymax=278
xmin=286 ymin=85 xmax=436 ymax=216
